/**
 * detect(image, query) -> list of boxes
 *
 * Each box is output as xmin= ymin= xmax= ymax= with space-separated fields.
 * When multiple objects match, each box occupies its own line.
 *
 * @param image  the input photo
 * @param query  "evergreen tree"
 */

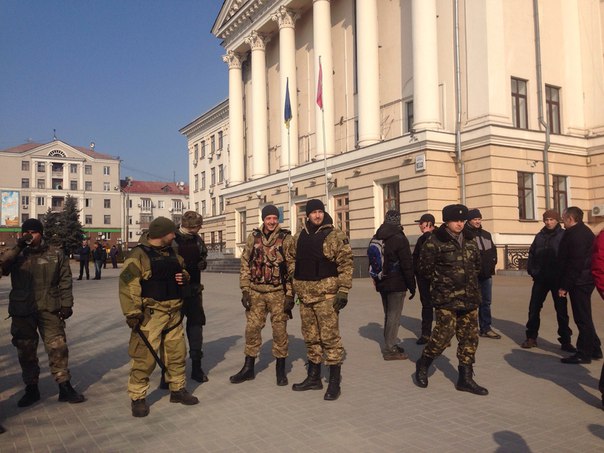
xmin=43 ymin=208 xmax=63 ymax=246
xmin=42 ymin=195 xmax=84 ymax=254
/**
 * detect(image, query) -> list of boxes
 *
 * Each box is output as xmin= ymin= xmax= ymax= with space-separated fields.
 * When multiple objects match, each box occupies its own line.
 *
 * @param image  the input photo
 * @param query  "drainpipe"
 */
xmin=533 ymin=0 xmax=551 ymax=209
xmin=454 ymin=0 xmax=465 ymax=204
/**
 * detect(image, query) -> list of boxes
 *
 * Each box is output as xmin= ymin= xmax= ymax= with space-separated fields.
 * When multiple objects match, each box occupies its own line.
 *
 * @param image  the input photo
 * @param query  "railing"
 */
xmin=207 ymin=242 xmax=226 ymax=253
xmin=503 ymin=245 xmax=530 ymax=270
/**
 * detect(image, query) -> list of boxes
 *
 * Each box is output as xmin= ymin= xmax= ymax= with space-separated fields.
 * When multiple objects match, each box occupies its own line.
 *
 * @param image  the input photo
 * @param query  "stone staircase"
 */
xmin=206 ymin=257 xmax=240 ymax=274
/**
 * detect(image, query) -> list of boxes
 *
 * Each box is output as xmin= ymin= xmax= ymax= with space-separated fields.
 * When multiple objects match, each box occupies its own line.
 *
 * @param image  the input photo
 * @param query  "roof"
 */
xmin=0 ymin=140 xmax=119 ymax=161
xmin=121 ymin=180 xmax=189 ymax=195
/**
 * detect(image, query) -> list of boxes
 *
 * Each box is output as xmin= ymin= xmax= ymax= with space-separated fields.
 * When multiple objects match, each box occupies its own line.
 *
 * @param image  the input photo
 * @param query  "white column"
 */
xmin=356 ymin=0 xmax=381 ymax=146
xmin=313 ymin=0 xmax=335 ymax=158
xmin=411 ymin=0 xmax=440 ymax=131
xmin=561 ymin=0 xmax=584 ymax=135
xmin=272 ymin=6 xmax=299 ymax=170
xmin=222 ymin=51 xmax=245 ymax=185
xmin=245 ymin=31 xmax=270 ymax=178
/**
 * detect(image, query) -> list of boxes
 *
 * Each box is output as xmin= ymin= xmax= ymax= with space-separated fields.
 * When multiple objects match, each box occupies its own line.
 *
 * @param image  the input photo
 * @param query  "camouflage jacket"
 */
xmin=418 ymin=224 xmax=481 ymax=311
xmin=119 ymin=233 xmax=189 ymax=318
xmin=288 ymin=221 xmax=353 ymax=304
xmin=1 ymin=240 xmax=73 ymax=316
xmin=240 ymin=225 xmax=294 ymax=295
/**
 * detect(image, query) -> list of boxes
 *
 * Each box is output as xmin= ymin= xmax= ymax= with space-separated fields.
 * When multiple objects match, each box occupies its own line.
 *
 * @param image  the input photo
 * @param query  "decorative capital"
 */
xmin=271 ymin=6 xmax=298 ymax=29
xmin=222 ymin=50 xmax=243 ymax=69
xmin=244 ymin=30 xmax=269 ymax=51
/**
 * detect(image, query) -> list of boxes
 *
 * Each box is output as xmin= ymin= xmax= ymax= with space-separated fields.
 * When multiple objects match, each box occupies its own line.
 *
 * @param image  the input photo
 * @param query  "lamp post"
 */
xmin=122 ymin=177 xmax=132 ymax=251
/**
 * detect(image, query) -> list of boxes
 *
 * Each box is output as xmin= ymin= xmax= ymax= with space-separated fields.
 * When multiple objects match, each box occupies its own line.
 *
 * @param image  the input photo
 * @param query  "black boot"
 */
xmin=191 ymin=359 xmax=208 ymax=383
xmin=324 ymin=365 xmax=341 ymax=401
xmin=170 ymin=388 xmax=199 ymax=405
xmin=58 ymin=381 xmax=86 ymax=403
xmin=131 ymin=398 xmax=149 ymax=417
xmin=455 ymin=365 xmax=488 ymax=395
xmin=229 ymin=356 xmax=255 ymax=384
xmin=414 ymin=355 xmax=434 ymax=388
xmin=17 ymin=384 xmax=40 ymax=407
xmin=276 ymin=358 xmax=288 ymax=386
xmin=0 ymin=423 xmax=5 ymax=434
xmin=292 ymin=361 xmax=323 ymax=391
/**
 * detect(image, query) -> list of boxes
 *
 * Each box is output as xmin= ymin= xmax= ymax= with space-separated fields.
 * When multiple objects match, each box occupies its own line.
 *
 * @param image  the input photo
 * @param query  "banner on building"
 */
xmin=1 ymin=191 xmax=19 ymax=227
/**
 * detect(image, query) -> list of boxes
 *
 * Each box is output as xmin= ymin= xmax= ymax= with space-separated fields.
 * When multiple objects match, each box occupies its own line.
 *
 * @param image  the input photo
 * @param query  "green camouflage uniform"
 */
xmin=418 ymin=224 xmax=481 ymax=365
xmin=240 ymin=225 xmax=294 ymax=358
xmin=288 ymin=222 xmax=353 ymax=365
xmin=119 ymin=233 xmax=190 ymax=400
xmin=0 ymin=240 xmax=74 ymax=384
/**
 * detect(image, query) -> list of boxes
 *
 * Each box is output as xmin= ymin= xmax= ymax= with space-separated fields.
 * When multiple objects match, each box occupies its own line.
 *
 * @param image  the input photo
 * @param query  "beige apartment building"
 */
xmin=0 ymin=140 xmax=122 ymax=244
xmin=200 ymin=0 xmax=604 ymax=272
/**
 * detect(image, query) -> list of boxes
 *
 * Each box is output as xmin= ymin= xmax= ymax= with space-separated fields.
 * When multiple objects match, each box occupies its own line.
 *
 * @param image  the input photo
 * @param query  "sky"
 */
xmin=0 ymin=0 xmax=227 ymax=183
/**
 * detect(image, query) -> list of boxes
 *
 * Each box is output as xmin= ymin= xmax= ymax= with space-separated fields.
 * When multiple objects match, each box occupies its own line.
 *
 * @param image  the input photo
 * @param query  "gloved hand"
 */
xmin=241 ymin=291 xmax=251 ymax=311
xmin=333 ymin=292 xmax=348 ymax=312
xmin=58 ymin=307 xmax=73 ymax=320
xmin=126 ymin=313 xmax=144 ymax=329
xmin=284 ymin=295 xmax=295 ymax=319
xmin=409 ymin=288 xmax=416 ymax=300
xmin=17 ymin=233 xmax=33 ymax=249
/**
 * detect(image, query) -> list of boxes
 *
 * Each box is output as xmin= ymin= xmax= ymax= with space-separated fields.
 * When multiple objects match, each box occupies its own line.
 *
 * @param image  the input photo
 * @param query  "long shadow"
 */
xmin=588 ymin=424 xmax=604 ymax=441
xmin=494 ymin=317 xmax=575 ymax=356
xmin=493 ymin=430 xmax=533 ymax=453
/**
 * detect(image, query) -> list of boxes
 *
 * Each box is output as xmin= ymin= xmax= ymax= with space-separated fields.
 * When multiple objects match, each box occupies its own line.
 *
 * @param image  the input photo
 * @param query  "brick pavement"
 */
xmin=1 ymin=265 xmax=603 ymax=452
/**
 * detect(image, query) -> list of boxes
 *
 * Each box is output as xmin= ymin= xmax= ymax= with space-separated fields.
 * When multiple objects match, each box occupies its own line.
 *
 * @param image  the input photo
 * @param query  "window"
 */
xmin=22 ymin=161 xmax=29 ymax=171
xmin=211 ymin=197 xmax=216 ymax=216
xmin=218 ymin=230 xmax=223 ymax=245
xmin=37 ymin=162 xmax=45 ymax=172
xmin=37 ymin=196 xmax=45 ymax=206
xmin=103 ymin=166 xmax=110 ymax=175
xmin=37 ymin=179 xmax=45 ymax=189
xmin=238 ymin=210 xmax=247 ymax=243
xmin=218 ymin=165 xmax=224 ymax=183
xmin=158 ymin=200 xmax=165 ymax=209
xmin=85 ymin=215 xmax=92 ymax=224
xmin=218 ymin=131 xmax=223 ymax=150
xmin=296 ymin=202 xmax=307 ymax=232
xmin=546 ymin=85 xmax=561 ymax=134
xmin=85 ymin=181 xmax=92 ymax=191
xmin=103 ymin=182 xmax=110 ymax=191
xmin=553 ymin=175 xmax=568 ymax=214
xmin=201 ymin=200 xmax=206 ymax=216
xmin=405 ymin=100 xmax=414 ymax=133
xmin=141 ymin=198 xmax=152 ymax=211
xmin=85 ymin=165 xmax=92 ymax=175
xmin=104 ymin=199 xmax=111 ymax=209
xmin=211 ymin=135 xmax=216 ymax=153
xmin=21 ymin=178 xmax=29 ymax=188
xmin=104 ymin=215 xmax=111 ymax=225
xmin=211 ymin=168 xmax=216 ymax=186
xmin=194 ymin=143 xmax=199 ymax=161
xmin=211 ymin=231 xmax=215 ymax=244
xmin=70 ymin=164 xmax=77 ymax=173
xmin=201 ymin=140 xmax=206 ymax=158
xmin=334 ymin=194 xmax=350 ymax=236
xmin=201 ymin=172 xmax=206 ymax=190
xmin=21 ymin=214 xmax=29 ymax=223
xmin=194 ymin=174 xmax=199 ymax=192
xmin=219 ymin=196 xmax=224 ymax=214
xmin=70 ymin=180 xmax=78 ymax=190
xmin=517 ymin=172 xmax=535 ymax=220
xmin=22 ymin=195 xmax=29 ymax=205
xmin=85 ymin=198 xmax=92 ymax=208
xmin=511 ymin=77 xmax=528 ymax=129
xmin=195 ymin=202 xmax=199 ymax=212
xmin=383 ymin=182 xmax=399 ymax=213
xmin=173 ymin=199 xmax=183 ymax=212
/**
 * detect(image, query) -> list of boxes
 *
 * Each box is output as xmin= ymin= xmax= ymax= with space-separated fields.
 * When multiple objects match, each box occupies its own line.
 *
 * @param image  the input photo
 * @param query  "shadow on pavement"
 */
xmin=493 ymin=430 xmax=532 ymax=453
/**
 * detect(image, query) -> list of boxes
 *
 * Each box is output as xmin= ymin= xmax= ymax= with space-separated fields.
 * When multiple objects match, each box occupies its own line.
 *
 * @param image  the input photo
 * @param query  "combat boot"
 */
xmin=414 ymin=355 xmax=434 ymax=388
xmin=229 ymin=356 xmax=255 ymax=384
xmin=131 ymin=398 xmax=149 ymax=417
xmin=276 ymin=358 xmax=288 ymax=386
xmin=292 ymin=361 xmax=323 ymax=391
xmin=17 ymin=384 xmax=40 ymax=407
xmin=170 ymin=388 xmax=199 ymax=405
xmin=323 ymin=365 xmax=341 ymax=401
xmin=58 ymin=381 xmax=86 ymax=403
xmin=455 ymin=365 xmax=488 ymax=395
xmin=191 ymin=359 xmax=208 ymax=383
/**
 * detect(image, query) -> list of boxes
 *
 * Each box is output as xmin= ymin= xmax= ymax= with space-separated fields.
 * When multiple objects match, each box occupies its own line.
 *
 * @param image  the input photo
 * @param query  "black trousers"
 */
xmin=181 ymin=287 xmax=206 ymax=360
xmin=568 ymin=284 xmax=601 ymax=358
xmin=78 ymin=260 xmax=89 ymax=279
xmin=416 ymin=276 xmax=433 ymax=337
xmin=525 ymin=279 xmax=572 ymax=343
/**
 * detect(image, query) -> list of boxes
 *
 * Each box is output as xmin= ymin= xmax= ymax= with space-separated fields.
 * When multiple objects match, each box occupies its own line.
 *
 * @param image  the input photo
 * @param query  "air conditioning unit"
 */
xmin=135 ymin=220 xmax=140 ymax=224
xmin=208 ymin=188 xmax=214 ymax=195
xmin=137 ymin=203 xmax=141 ymax=208
xmin=22 ymin=205 xmax=28 ymax=209
xmin=216 ymin=149 xmax=221 ymax=157
xmin=168 ymin=208 xmax=174 ymax=212
xmin=193 ymin=159 xmax=198 ymax=167
xmin=592 ymin=205 xmax=604 ymax=217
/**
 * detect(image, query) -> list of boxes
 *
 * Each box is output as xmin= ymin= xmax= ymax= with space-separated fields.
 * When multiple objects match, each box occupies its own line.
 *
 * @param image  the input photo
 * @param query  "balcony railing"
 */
xmin=503 ymin=246 xmax=530 ymax=271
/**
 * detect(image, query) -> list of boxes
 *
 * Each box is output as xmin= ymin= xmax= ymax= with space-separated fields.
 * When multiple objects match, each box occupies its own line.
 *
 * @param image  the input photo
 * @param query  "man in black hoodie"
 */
xmin=373 ymin=210 xmax=416 ymax=360
xmin=412 ymin=213 xmax=435 ymax=344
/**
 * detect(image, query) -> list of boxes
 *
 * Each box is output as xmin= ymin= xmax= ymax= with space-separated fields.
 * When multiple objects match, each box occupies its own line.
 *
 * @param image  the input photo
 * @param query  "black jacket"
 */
xmin=374 ymin=223 xmax=416 ymax=294
xmin=527 ymin=223 xmax=564 ymax=283
xmin=558 ymin=222 xmax=595 ymax=290
xmin=412 ymin=231 xmax=431 ymax=275
xmin=464 ymin=224 xmax=497 ymax=281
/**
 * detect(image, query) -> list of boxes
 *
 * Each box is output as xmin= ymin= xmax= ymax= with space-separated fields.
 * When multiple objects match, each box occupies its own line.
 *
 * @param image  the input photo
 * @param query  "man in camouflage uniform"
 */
xmin=230 ymin=205 xmax=294 ymax=386
xmin=172 ymin=211 xmax=209 ymax=383
xmin=414 ymin=204 xmax=488 ymax=395
xmin=287 ymin=199 xmax=353 ymax=401
xmin=0 ymin=218 xmax=85 ymax=407
xmin=119 ymin=217 xmax=199 ymax=417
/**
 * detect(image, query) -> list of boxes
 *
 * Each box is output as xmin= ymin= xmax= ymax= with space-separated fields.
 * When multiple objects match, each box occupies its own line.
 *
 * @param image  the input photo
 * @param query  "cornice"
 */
xmin=180 ymin=99 xmax=229 ymax=138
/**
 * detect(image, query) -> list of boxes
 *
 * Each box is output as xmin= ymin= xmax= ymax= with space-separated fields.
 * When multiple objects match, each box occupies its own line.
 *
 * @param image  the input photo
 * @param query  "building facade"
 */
xmin=202 ymin=0 xmax=604 ymax=271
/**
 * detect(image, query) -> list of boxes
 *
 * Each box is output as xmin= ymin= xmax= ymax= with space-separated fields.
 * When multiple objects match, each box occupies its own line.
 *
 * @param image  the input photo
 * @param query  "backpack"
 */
xmin=367 ymin=236 xmax=386 ymax=281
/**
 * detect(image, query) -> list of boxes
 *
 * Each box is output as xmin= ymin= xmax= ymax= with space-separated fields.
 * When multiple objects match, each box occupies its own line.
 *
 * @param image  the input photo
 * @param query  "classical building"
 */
xmin=0 ymin=140 xmax=122 ymax=244
xmin=180 ymin=99 xmax=229 ymax=253
xmin=203 ymin=0 xmax=604 ymax=272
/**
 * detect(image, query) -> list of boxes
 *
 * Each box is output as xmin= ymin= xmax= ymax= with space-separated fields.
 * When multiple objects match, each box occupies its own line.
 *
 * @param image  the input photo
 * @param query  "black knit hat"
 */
xmin=21 ymin=218 xmax=43 ymax=234
xmin=305 ymin=199 xmax=325 ymax=216
xmin=148 ymin=217 xmax=176 ymax=239
xmin=467 ymin=208 xmax=482 ymax=220
xmin=261 ymin=204 xmax=279 ymax=220
xmin=442 ymin=204 xmax=468 ymax=222
xmin=384 ymin=210 xmax=401 ymax=225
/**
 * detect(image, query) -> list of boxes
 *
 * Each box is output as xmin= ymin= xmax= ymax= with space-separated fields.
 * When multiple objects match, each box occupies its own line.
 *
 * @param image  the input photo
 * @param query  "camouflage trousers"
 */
xmin=299 ymin=297 xmax=344 ymax=366
xmin=128 ymin=299 xmax=186 ymax=400
xmin=423 ymin=308 xmax=479 ymax=366
xmin=11 ymin=310 xmax=71 ymax=385
xmin=244 ymin=290 xmax=288 ymax=358
xmin=182 ymin=284 xmax=206 ymax=360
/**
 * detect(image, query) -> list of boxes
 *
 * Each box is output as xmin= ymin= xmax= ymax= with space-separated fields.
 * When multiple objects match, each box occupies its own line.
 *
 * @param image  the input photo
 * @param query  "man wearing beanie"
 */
xmin=464 ymin=209 xmax=501 ymax=339
xmin=230 ymin=204 xmax=295 ymax=387
xmin=0 ymin=218 xmax=85 ymax=407
xmin=370 ymin=210 xmax=416 ymax=360
xmin=170 ymin=211 xmax=209 ymax=384
xmin=287 ymin=198 xmax=353 ymax=401
xmin=521 ymin=210 xmax=574 ymax=351
xmin=119 ymin=216 xmax=198 ymax=417
xmin=414 ymin=204 xmax=488 ymax=395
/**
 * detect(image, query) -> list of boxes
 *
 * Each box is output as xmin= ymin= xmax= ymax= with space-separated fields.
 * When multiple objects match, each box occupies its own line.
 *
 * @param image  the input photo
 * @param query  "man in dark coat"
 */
xmin=373 ymin=210 xmax=416 ymax=360
xmin=412 ymin=213 xmax=435 ymax=344
xmin=77 ymin=239 xmax=91 ymax=280
xmin=522 ymin=209 xmax=574 ymax=351
xmin=558 ymin=206 xmax=602 ymax=364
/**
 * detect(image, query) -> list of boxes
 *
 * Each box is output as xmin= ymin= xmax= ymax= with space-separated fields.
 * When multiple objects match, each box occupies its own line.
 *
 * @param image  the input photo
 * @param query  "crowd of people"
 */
xmin=1 ymin=200 xmax=603 ymax=429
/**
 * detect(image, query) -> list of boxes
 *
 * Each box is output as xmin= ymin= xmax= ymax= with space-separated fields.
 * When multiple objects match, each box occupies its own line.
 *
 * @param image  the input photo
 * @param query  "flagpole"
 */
xmin=284 ymin=77 xmax=293 ymax=228
xmin=318 ymin=56 xmax=329 ymax=203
